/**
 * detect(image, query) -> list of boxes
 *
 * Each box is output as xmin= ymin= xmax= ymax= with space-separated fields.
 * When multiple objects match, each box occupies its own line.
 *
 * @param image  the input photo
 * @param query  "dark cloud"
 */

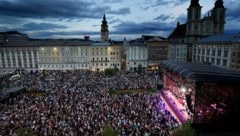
xmin=108 ymin=19 xmax=122 ymax=25
xmin=112 ymin=21 xmax=175 ymax=34
xmin=154 ymin=14 xmax=173 ymax=21
xmin=224 ymin=29 xmax=240 ymax=35
xmin=0 ymin=0 xmax=128 ymax=19
xmin=108 ymin=7 xmax=130 ymax=15
xmin=154 ymin=0 xmax=188 ymax=7
xmin=29 ymin=30 xmax=99 ymax=39
xmin=99 ymin=0 xmax=125 ymax=3
xmin=140 ymin=6 xmax=150 ymax=11
xmin=0 ymin=0 xmax=92 ymax=18
xmin=0 ymin=0 xmax=239 ymax=40
xmin=20 ymin=23 xmax=68 ymax=31
xmin=0 ymin=26 xmax=11 ymax=32
xmin=225 ymin=3 xmax=240 ymax=21
xmin=0 ymin=15 xmax=26 ymax=25
xmin=174 ymin=14 xmax=187 ymax=24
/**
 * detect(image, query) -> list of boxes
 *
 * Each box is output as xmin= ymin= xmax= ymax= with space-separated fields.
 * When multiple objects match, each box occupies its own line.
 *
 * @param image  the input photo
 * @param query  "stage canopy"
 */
xmin=161 ymin=60 xmax=240 ymax=81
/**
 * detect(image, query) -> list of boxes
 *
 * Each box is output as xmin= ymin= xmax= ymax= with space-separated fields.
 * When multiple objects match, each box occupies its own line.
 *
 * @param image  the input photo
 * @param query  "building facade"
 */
xmin=192 ymin=34 xmax=240 ymax=71
xmin=168 ymin=43 xmax=188 ymax=62
xmin=169 ymin=0 xmax=226 ymax=43
xmin=168 ymin=0 xmax=226 ymax=62
xmin=126 ymin=39 xmax=148 ymax=71
xmin=142 ymin=35 xmax=170 ymax=70
xmin=38 ymin=40 xmax=91 ymax=70
xmin=0 ymin=39 xmax=123 ymax=74
xmin=0 ymin=41 xmax=40 ymax=74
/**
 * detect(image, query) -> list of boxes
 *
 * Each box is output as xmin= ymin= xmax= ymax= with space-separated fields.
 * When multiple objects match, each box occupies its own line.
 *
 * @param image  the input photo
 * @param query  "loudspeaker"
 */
xmin=186 ymin=93 xmax=193 ymax=113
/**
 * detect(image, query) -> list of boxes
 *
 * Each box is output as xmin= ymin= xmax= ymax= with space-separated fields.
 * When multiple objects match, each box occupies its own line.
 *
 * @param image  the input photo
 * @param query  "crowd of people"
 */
xmin=0 ymin=70 xmax=179 ymax=135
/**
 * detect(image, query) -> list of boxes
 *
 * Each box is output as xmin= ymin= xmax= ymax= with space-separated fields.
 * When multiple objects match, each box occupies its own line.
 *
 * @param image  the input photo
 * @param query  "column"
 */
xmin=31 ymin=50 xmax=35 ymax=68
xmin=4 ymin=49 xmax=8 ymax=68
xmin=15 ymin=52 xmax=18 ymax=68
xmin=26 ymin=50 xmax=30 ymax=68
xmin=20 ymin=50 xmax=24 ymax=68
xmin=9 ymin=51 xmax=13 ymax=68
xmin=0 ymin=52 xmax=2 ymax=68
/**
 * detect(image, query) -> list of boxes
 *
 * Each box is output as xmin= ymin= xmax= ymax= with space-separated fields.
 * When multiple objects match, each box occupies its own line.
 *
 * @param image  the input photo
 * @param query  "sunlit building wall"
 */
xmin=108 ymin=43 xmax=122 ymax=70
xmin=192 ymin=34 xmax=240 ymax=71
xmin=0 ymin=42 xmax=39 ymax=74
xmin=89 ymin=42 xmax=110 ymax=71
xmin=126 ymin=40 xmax=148 ymax=71
xmin=168 ymin=43 xmax=188 ymax=62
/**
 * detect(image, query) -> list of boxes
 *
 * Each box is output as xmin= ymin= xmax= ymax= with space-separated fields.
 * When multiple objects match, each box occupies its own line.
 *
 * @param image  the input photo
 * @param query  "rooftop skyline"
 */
xmin=0 ymin=0 xmax=239 ymax=40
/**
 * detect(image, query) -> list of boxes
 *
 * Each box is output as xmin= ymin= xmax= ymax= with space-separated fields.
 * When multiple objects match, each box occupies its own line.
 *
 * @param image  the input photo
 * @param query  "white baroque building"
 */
xmin=192 ymin=34 xmax=240 ymax=71
xmin=38 ymin=40 xmax=91 ymax=70
xmin=126 ymin=39 xmax=148 ymax=71
xmin=0 ymin=34 xmax=123 ymax=75
xmin=0 ymin=40 xmax=40 ymax=74
xmin=89 ymin=42 xmax=109 ymax=71
xmin=168 ymin=43 xmax=188 ymax=62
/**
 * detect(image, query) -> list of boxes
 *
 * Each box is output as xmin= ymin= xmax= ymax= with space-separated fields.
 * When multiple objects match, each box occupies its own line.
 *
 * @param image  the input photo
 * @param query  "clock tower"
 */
xmin=101 ymin=14 xmax=109 ymax=41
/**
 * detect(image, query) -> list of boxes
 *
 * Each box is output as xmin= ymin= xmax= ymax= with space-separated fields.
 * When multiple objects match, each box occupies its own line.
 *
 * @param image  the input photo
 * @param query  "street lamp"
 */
xmin=181 ymin=87 xmax=186 ymax=93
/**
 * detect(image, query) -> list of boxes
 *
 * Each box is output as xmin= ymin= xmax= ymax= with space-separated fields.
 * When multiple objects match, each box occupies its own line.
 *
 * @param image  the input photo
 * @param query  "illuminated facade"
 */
xmin=126 ymin=39 xmax=148 ymax=71
xmin=0 ymin=36 xmax=122 ymax=74
xmin=0 ymin=41 xmax=39 ymax=74
xmin=168 ymin=43 xmax=188 ymax=62
xmin=142 ymin=35 xmax=170 ymax=70
xmin=38 ymin=41 xmax=91 ymax=70
xmin=192 ymin=34 xmax=240 ymax=71
xmin=89 ymin=42 xmax=121 ymax=71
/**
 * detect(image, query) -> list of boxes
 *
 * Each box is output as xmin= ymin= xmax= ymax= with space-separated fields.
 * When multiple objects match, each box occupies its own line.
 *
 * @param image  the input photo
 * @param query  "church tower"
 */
xmin=186 ymin=0 xmax=202 ymax=36
xmin=101 ymin=14 xmax=109 ymax=41
xmin=211 ymin=0 xmax=226 ymax=35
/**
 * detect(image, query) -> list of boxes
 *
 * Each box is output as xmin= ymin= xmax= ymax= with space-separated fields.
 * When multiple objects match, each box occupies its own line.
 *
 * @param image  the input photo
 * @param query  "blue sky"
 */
xmin=0 ymin=0 xmax=239 ymax=40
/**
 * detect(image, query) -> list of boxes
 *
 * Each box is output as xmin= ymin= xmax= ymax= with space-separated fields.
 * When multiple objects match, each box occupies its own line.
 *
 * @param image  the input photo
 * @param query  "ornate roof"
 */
xmin=168 ymin=23 xmax=186 ymax=39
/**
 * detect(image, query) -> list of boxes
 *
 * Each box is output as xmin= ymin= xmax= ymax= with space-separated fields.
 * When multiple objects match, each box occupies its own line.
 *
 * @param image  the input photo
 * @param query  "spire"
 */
xmin=102 ymin=13 xmax=107 ymax=24
xmin=214 ymin=0 xmax=224 ymax=9
xmin=189 ymin=0 xmax=200 ymax=7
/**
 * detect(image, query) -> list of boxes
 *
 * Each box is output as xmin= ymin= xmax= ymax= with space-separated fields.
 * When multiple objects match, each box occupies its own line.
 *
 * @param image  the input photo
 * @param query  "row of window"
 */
xmin=39 ymin=64 xmax=89 ymax=69
xmin=193 ymin=56 xmax=228 ymax=67
xmin=1 ymin=52 xmax=37 ymax=57
xmin=194 ymin=49 xmax=228 ymax=58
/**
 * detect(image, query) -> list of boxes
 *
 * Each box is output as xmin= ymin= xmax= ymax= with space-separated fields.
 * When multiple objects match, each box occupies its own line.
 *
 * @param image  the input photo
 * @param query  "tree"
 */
xmin=16 ymin=127 xmax=36 ymax=136
xmin=113 ymin=65 xmax=119 ymax=73
xmin=104 ymin=68 xmax=115 ymax=77
xmin=172 ymin=121 xmax=197 ymax=136
xmin=137 ymin=64 xmax=143 ymax=74
xmin=101 ymin=124 xmax=118 ymax=136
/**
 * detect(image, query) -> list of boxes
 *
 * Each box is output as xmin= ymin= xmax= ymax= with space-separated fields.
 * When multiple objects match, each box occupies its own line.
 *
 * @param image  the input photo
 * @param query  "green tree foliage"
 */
xmin=104 ymin=68 xmax=116 ymax=76
xmin=113 ymin=65 xmax=119 ymax=72
xmin=16 ymin=126 xmax=36 ymax=136
xmin=172 ymin=121 xmax=197 ymax=136
xmin=101 ymin=124 xmax=118 ymax=136
xmin=104 ymin=68 xmax=115 ymax=76
xmin=137 ymin=64 xmax=143 ymax=74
